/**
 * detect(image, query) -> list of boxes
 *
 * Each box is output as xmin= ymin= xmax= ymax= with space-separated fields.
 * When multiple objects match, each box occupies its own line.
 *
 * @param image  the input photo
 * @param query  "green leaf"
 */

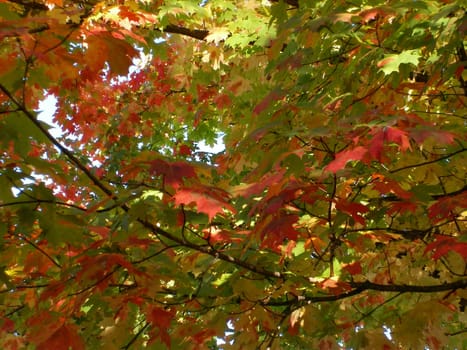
xmin=378 ymin=50 xmax=421 ymax=75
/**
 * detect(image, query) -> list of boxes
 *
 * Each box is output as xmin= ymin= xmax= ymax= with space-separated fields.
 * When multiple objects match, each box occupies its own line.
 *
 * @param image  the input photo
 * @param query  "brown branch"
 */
xmin=0 ymin=199 xmax=86 ymax=211
xmin=161 ymin=24 xmax=209 ymax=40
xmin=122 ymin=322 xmax=150 ymax=350
xmin=267 ymin=279 xmax=467 ymax=307
xmin=0 ymin=284 xmax=49 ymax=294
xmin=350 ymin=279 xmax=467 ymax=293
xmin=456 ymin=45 xmax=467 ymax=97
xmin=269 ymin=0 xmax=299 ymax=8
xmin=0 ymin=198 xmax=122 ymax=213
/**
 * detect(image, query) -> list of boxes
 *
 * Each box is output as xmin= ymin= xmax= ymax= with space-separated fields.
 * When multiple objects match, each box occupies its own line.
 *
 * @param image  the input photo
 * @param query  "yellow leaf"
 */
xmin=205 ymin=27 xmax=230 ymax=44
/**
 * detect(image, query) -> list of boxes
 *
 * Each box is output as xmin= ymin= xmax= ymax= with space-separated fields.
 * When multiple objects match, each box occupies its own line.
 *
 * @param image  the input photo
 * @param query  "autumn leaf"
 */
xmin=258 ymin=214 xmax=300 ymax=250
xmin=150 ymin=159 xmax=198 ymax=189
xmin=173 ymin=186 xmax=236 ymax=221
xmin=146 ymin=306 xmax=175 ymax=348
xmin=37 ymin=323 xmax=85 ymax=350
xmin=428 ymin=192 xmax=467 ymax=223
xmin=425 ymin=235 xmax=467 ymax=261
xmin=253 ymin=89 xmax=283 ymax=115
xmin=325 ymin=147 xmax=367 ymax=173
xmin=342 ymin=261 xmax=363 ymax=275
xmin=335 ymin=198 xmax=369 ymax=225
xmin=369 ymin=127 xmax=411 ymax=161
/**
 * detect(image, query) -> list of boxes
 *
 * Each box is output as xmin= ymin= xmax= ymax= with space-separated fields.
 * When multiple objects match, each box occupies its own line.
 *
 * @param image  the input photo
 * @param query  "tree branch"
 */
xmin=351 ymin=279 xmax=467 ymax=293
xmin=390 ymin=147 xmax=467 ymax=173
xmin=267 ymin=279 xmax=467 ymax=306
xmin=161 ymin=24 xmax=209 ymax=41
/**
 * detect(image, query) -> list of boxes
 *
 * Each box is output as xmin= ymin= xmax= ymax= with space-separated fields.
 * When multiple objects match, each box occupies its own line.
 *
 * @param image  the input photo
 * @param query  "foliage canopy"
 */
xmin=0 ymin=0 xmax=466 ymax=348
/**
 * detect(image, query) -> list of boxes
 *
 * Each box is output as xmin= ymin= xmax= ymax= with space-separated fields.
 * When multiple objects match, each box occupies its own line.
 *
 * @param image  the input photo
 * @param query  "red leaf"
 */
xmin=325 ymin=146 xmax=367 ymax=173
xmin=428 ymin=192 xmax=467 ymax=222
xmin=425 ymin=235 xmax=467 ymax=261
xmin=37 ymin=323 xmax=85 ymax=350
xmin=253 ymin=90 xmax=282 ymax=115
xmin=150 ymin=159 xmax=197 ymax=189
xmin=191 ymin=329 xmax=217 ymax=345
xmin=232 ymin=170 xmax=286 ymax=197
xmin=173 ymin=186 xmax=236 ymax=221
xmin=386 ymin=201 xmax=418 ymax=216
xmin=409 ymin=126 xmax=455 ymax=144
xmin=146 ymin=306 xmax=174 ymax=329
xmin=343 ymin=261 xmax=363 ymax=275
xmin=288 ymin=320 xmax=300 ymax=336
xmin=371 ymin=174 xmax=412 ymax=200
xmin=146 ymin=306 xmax=175 ymax=348
xmin=214 ymin=93 xmax=231 ymax=109
xmin=0 ymin=318 xmax=14 ymax=333
xmin=335 ymin=199 xmax=368 ymax=225
xmin=369 ymin=127 xmax=411 ymax=161
xmin=385 ymin=127 xmax=411 ymax=151
xmin=39 ymin=281 xmax=66 ymax=302
xmin=319 ymin=279 xmax=352 ymax=295
xmin=259 ymin=214 xmax=299 ymax=251
xmin=176 ymin=144 xmax=192 ymax=156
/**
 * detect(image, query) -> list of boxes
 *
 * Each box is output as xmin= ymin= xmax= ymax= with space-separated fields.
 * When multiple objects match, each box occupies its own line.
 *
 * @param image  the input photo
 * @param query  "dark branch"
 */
xmin=162 ymin=24 xmax=209 ymax=41
xmin=351 ymin=279 xmax=467 ymax=293
xmin=270 ymin=0 xmax=299 ymax=8
xmin=267 ymin=279 xmax=467 ymax=306
xmin=390 ymin=147 xmax=467 ymax=173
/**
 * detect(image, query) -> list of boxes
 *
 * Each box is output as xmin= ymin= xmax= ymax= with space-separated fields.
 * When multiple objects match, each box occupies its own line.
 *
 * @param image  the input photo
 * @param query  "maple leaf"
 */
xmin=173 ymin=186 xmax=236 ymax=221
xmin=253 ymin=89 xmax=283 ymax=115
xmin=428 ymin=192 xmax=467 ymax=223
xmin=335 ymin=198 xmax=369 ymax=225
xmin=150 ymin=159 xmax=197 ymax=189
xmin=146 ymin=306 xmax=175 ymax=348
xmin=425 ymin=235 xmax=467 ymax=261
xmin=325 ymin=146 xmax=367 ymax=173
xmin=342 ymin=261 xmax=363 ymax=275
xmin=369 ymin=127 xmax=411 ymax=161
xmin=37 ymin=323 xmax=85 ymax=350
xmin=85 ymin=31 xmax=138 ymax=76
xmin=258 ymin=214 xmax=299 ymax=251
xmin=206 ymin=27 xmax=230 ymax=44
xmin=409 ymin=126 xmax=456 ymax=145
xmin=386 ymin=201 xmax=418 ymax=215
xmin=377 ymin=50 xmax=421 ymax=75
xmin=371 ymin=174 xmax=412 ymax=200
